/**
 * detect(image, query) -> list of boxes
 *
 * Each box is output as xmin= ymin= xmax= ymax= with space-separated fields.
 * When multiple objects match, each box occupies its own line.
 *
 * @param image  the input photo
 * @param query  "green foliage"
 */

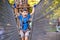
xmin=28 ymin=7 xmax=32 ymax=13
xmin=45 ymin=0 xmax=60 ymax=20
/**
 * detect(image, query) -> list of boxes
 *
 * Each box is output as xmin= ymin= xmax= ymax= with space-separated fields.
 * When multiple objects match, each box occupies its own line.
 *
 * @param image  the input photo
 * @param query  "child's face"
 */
xmin=22 ymin=11 xmax=28 ymax=17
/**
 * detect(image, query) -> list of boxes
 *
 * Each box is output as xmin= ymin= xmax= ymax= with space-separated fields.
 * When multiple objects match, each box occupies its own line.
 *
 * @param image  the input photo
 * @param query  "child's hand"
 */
xmin=34 ymin=5 xmax=37 ymax=7
xmin=14 ymin=3 xmax=16 ymax=8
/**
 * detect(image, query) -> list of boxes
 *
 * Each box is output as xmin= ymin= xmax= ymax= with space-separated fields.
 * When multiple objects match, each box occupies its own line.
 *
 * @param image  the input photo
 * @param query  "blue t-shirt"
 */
xmin=18 ymin=13 xmax=31 ymax=31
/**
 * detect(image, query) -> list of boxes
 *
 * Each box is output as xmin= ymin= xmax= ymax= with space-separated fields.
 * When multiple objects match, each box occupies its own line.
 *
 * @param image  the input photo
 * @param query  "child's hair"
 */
xmin=22 ymin=8 xmax=28 ymax=12
xmin=23 ymin=8 xmax=28 ymax=11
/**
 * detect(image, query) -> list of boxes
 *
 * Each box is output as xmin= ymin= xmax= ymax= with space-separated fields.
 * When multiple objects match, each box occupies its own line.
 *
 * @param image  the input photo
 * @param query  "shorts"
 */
xmin=19 ymin=30 xmax=30 ymax=38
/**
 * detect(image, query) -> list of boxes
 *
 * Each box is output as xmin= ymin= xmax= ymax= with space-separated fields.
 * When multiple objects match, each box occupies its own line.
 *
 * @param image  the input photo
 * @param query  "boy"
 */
xmin=17 ymin=5 xmax=36 ymax=40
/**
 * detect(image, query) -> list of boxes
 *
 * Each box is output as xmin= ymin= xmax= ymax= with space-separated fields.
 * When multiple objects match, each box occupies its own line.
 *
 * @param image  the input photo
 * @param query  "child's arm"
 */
xmin=15 ymin=13 xmax=20 ymax=18
xmin=30 ymin=5 xmax=37 ymax=15
xmin=30 ymin=7 xmax=35 ymax=15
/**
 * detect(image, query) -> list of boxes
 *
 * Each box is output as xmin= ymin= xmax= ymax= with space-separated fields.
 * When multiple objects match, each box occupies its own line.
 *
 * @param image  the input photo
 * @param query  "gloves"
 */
xmin=14 ymin=3 xmax=16 ymax=8
xmin=34 ymin=4 xmax=37 ymax=7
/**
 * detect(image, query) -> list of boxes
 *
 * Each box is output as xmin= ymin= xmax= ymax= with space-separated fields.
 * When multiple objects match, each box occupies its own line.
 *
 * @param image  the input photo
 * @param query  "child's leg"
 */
xmin=25 ymin=36 xmax=28 ymax=40
xmin=25 ymin=30 xmax=30 ymax=40
xmin=22 ymin=37 xmax=24 ymax=40
xmin=19 ymin=30 xmax=24 ymax=40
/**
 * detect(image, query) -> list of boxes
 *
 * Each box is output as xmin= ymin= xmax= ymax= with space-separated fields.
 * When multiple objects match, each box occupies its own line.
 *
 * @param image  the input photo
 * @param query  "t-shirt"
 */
xmin=18 ymin=13 xmax=31 ymax=31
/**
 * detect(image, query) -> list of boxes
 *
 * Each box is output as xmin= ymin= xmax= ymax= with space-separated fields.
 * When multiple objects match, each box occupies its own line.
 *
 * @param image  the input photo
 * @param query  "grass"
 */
xmin=48 ymin=26 xmax=56 ymax=32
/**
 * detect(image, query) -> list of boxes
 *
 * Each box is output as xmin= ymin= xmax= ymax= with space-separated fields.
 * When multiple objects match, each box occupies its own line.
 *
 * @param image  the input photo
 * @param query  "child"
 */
xmin=56 ymin=17 xmax=60 ymax=32
xmin=17 ymin=5 xmax=36 ymax=40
